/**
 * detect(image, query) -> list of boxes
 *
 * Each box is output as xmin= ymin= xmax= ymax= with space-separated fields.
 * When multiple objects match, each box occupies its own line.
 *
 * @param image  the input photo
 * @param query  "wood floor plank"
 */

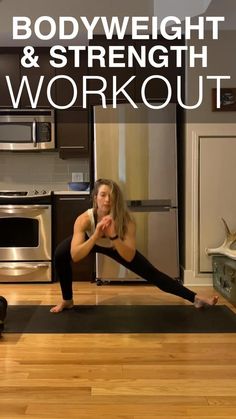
xmin=25 ymin=403 xmax=236 ymax=417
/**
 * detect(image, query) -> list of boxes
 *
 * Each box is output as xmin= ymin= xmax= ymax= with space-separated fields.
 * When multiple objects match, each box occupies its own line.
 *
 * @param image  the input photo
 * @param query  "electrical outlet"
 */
xmin=72 ymin=172 xmax=83 ymax=182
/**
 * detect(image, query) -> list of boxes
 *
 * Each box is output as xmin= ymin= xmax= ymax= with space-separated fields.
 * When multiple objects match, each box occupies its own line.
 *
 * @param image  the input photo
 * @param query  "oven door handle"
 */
xmin=0 ymin=263 xmax=48 ymax=269
xmin=0 ymin=205 xmax=50 ymax=214
xmin=0 ymin=263 xmax=49 ymax=276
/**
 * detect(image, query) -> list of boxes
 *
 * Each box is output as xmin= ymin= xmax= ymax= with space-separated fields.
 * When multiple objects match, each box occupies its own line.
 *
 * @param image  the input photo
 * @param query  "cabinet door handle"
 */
xmin=59 ymin=198 xmax=86 ymax=201
xmin=60 ymin=146 xmax=85 ymax=149
xmin=0 ymin=263 xmax=50 ymax=276
xmin=0 ymin=205 xmax=50 ymax=215
xmin=0 ymin=263 xmax=49 ymax=270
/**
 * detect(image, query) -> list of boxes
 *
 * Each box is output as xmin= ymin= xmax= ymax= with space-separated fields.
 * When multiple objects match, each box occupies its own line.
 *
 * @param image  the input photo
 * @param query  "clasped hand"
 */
xmin=95 ymin=215 xmax=116 ymax=238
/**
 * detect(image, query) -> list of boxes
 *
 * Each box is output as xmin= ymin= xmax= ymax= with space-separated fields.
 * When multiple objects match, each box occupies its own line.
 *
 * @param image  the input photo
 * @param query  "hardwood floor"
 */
xmin=1 ymin=281 xmax=236 ymax=419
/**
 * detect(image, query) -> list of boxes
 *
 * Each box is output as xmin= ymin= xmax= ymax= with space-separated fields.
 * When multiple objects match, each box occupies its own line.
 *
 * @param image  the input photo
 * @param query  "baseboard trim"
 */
xmin=183 ymin=269 xmax=213 ymax=286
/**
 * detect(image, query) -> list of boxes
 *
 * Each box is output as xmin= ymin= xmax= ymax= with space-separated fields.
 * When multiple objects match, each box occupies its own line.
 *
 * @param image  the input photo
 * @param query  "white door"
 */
xmin=199 ymin=136 xmax=236 ymax=272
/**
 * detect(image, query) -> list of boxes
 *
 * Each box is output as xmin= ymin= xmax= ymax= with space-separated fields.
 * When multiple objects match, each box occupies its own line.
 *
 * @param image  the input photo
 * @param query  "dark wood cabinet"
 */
xmin=88 ymin=36 xmax=135 ymax=105
xmin=0 ymin=48 xmax=55 ymax=108
xmin=52 ymin=194 xmax=94 ymax=281
xmin=134 ymin=38 xmax=185 ymax=103
xmin=0 ymin=41 xmax=185 ymax=109
xmin=20 ymin=48 xmax=56 ymax=108
xmin=56 ymin=108 xmax=90 ymax=158
xmin=0 ymin=49 xmax=20 ymax=107
xmin=55 ymin=50 xmax=88 ymax=108
xmin=88 ymin=36 xmax=185 ymax=106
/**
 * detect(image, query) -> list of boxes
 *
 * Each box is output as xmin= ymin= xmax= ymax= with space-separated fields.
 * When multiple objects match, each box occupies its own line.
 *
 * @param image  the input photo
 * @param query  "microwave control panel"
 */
xmin=37 ymin=122 xmax=51 ymax=142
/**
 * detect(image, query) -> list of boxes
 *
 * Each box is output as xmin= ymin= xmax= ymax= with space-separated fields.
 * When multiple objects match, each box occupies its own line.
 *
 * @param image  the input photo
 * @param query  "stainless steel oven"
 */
xmin=0 ymin=191 xmax=52 ymax=282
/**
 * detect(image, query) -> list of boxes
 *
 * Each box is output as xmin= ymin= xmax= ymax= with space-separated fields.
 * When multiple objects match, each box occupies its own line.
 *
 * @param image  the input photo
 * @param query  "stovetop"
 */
xmin=0 ymin=190 xmax=51 ymax=198
xmin=0 ymin=190 xmax=52 ymax=204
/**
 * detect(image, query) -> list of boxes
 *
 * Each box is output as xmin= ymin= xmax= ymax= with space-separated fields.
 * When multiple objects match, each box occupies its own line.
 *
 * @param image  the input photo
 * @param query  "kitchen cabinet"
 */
xmin=0 ymin=47 xmax=55 ymax=108
xmin=56 ymin=108 xmax=90 ymax=158
xmin=88 ymin=36 xmax=185 ymax=105
xmin=52 ymin=194 xmax=94 ymax=281
xmin=88 ymin=36 xmax=135 ymax=105
xmin=55 ymin=50 xmax=88 ymax=108
xmin=0 ymin=49 xmax=20 ymax=107
xmin=20 ymin=48 xmax=56 ymax=108
xmin=134 ymin=38 xmax=185 ymax=103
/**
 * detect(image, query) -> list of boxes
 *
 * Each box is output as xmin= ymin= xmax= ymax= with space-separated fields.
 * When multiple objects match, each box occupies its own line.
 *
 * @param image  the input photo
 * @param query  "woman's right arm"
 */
xmin=70 ymin=212 xmax=108 ymax=263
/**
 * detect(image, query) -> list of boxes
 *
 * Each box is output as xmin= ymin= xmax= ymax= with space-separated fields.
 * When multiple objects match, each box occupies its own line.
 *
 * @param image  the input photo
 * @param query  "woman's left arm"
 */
xmin=104 ymin=217 xmax=136 ymax=262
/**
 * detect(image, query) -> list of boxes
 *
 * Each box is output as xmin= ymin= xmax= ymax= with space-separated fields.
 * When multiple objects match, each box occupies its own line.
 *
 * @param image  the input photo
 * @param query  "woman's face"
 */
xmin=95 ymin=184 xmax=112 ymax=214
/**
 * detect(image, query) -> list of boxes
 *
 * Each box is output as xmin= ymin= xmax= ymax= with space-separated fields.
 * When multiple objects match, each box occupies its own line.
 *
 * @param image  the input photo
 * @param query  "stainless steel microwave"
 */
xmin=0 ymin=109 xmax=55 ymax=150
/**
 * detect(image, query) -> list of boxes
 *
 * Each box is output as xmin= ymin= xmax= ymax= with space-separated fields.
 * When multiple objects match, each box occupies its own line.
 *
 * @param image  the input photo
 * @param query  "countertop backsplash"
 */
xmin=0 ymin=152 xmax=90 ymax=192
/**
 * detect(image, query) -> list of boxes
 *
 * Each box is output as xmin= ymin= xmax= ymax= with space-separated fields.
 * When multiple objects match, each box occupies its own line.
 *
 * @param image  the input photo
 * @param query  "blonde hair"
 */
xmin=92 ymin=178 xmax=133 ymax=239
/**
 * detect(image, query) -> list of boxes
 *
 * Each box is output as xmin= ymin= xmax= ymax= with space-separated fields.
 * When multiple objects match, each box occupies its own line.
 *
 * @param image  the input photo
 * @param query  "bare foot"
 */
xmin=50 ymin=300 xmax=74 ymax=313
xmin=194 ymin=294 xmax=219 ymax=309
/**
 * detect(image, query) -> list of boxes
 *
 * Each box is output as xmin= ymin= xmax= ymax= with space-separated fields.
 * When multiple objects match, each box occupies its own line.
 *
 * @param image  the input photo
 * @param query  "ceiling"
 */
xmin=0 ymin=0 xmax=235 ymax=46
xmin=0 ymin=0 xmax=154 ymax=46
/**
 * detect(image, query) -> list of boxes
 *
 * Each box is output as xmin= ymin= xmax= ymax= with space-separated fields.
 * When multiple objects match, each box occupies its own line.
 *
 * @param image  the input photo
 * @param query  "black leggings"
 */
xmin=54 ymin=236 xmax=196 ymax=303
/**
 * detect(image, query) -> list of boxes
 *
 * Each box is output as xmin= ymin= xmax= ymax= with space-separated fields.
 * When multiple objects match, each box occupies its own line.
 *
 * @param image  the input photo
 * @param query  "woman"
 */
xmin=51 ymin=178 xmax=218 ymax=313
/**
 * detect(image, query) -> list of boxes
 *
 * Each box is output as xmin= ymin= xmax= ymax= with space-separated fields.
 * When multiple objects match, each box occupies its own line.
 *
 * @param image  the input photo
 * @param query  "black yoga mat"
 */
xmin=4 ymin=304 xmax=236 ymax=333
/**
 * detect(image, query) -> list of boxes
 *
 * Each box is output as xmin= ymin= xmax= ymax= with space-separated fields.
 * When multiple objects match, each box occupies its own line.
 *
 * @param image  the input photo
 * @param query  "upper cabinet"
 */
xmin=55 ymin=50 xmax=90 ymax=158
xmin=134 ymin=38 xmax=185 ymax=103
xmin=0 ymin=49 xmax=21 ymax=108
xmin=0 ymin=48 xmax=55 ymax=108
xmin=20 ymin=48 xmax=56 ymax=108
xmin=55 ymin=50 xmax=88 ymax=108
xmin=88 ymin=36 xmax=185 ymax=105
xmin=88 ymin=36 xmax=135 ymax=105
xmin=0 ymin=40 xmax=185 ymax=108
xmin=56 ymin=108 xmax=90 ymax=159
